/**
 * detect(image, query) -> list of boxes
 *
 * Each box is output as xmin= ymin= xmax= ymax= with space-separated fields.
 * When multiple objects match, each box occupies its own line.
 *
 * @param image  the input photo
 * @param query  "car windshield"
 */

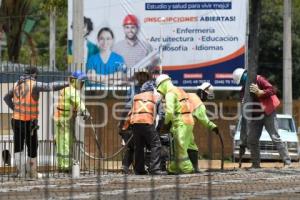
xmin=237 ymin=117 xmax=296 ymax=132
xmin=277 ymin=118 xmax=295 ymax=132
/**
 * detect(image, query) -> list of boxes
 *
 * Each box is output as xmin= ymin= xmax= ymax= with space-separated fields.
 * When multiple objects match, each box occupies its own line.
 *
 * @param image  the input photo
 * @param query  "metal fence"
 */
xmin=0 ymin=64 xmax=143 ymax=178
xmin=0 ymin=66 xmax=229 ymax=199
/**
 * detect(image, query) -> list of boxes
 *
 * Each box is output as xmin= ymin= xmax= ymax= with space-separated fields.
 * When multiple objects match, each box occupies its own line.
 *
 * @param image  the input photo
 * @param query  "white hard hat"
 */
xmin=155 ymin=74 xmax=171 ymax=87
xmin=198 ymin=82 xmax=213 ymax=94
xmin=134 ymin=67 xmax=149 ymax=73
xmin=232 ymin=68 xmax=246 ymax=84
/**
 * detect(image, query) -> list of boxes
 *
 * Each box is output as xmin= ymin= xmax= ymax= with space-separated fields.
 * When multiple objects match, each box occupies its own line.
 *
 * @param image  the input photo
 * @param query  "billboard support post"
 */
xmin=159 ymin=17 xmax=166 ymax=74
xmin=72 ymin=0 xmax=84 ymax=71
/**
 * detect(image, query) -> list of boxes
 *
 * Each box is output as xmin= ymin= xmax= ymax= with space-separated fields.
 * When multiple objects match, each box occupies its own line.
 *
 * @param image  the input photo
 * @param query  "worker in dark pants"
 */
xmin=119 ymin=126 xmax=135 ymax=174
xmin=4 ymin=66 xmax=68 ymax=178
xmin=129 ymin=80 xmax=166 ymax=175
xmin=119 ymin=70 xmax=151 ymax=174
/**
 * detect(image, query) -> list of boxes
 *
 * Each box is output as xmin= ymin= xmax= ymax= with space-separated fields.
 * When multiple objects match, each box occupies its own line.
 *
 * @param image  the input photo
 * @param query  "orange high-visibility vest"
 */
xmin=13 ymin=79 xmax=39 ymax=121
xmin=122 ymin=111 xmax=132 ymax=130
xmin=130 ymin=91 xmax=158 ymax=125
xmin=188 ymin=93 xmax=203 ymax=112
xmin=170 ymin=87 xmax=194 ymax=125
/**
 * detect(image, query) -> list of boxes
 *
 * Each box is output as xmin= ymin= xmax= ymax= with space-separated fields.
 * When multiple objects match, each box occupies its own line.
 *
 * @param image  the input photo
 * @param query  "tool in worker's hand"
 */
xmin=217 ymin=132 xmax=224 ymax=171
xmin=89 ymin=118 xmax=104 ymax=158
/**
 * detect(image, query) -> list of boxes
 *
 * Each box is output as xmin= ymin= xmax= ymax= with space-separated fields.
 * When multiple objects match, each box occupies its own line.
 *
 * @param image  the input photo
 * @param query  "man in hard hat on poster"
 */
xmin=113 ymin=14 xmax=153 ymax=75
xmin=187 ymin=82 xmax=219 ymax=172
xmin=156 ymin=74 xmax=195 ymax=174
xmin=232 ymin=68 xmax=291 ymax=168
xmin=54 ymin=70 xmax=91 ymax=172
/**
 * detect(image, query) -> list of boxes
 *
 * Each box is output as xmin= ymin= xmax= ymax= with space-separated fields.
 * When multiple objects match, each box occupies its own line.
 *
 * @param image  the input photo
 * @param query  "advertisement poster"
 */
xmin=68 ymin=0 xmax=248 ymax=89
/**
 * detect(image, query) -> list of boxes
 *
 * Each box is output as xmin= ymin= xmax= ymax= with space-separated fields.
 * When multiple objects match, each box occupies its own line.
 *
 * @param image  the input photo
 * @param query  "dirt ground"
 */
xmin=1 ymin=161 xmax=300 ymax=200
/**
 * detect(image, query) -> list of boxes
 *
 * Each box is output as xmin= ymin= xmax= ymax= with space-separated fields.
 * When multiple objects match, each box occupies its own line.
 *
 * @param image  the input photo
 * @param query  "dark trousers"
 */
xmin=121 ymin=130 xmax=134 ymax=168
xmin=11 ymin=119 xmax=38 ymax=158
xmin=132 ymin=124 xmax=161 ymax=174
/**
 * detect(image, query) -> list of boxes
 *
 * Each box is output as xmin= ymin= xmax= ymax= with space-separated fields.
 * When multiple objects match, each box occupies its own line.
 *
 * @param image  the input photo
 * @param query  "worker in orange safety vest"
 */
xmin=187 ymin=82 xmax=219 ymax=172
xmin=126 ymin=80 xmax=166 ymax=175
xmin=4 ymin=66 xmax=68 ymax=179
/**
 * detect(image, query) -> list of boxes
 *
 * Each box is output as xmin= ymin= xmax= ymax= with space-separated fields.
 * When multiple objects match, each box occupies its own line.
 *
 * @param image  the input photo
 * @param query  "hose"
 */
xmin=238 ymin=146 xmax=246 ymax=168
xmin=76 ymin=117 xmax=133 ymax=160
xmin=217 ymin=132 xmax=224 ymax=170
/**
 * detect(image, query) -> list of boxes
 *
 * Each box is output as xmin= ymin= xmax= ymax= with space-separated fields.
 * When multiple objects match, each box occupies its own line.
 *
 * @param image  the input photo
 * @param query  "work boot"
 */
xmin=283 ymin=160 xmax=292 ymax=169
xmin=26 ymin=158 xmax=38 ymax=179
xmin=121 ymin=165 xmax=129 ymax=174
xmin=187 ymin=149 xmax=200 ymax=173
xmin=14 ymin=152 xmax=26 ymax=178
xmin=121 ymin=147 xmax=134 ymax=174
xmin=150 ymin=170 xmax=167 ymax=175
xmin=249 ymin=163 xmax=261 ymax=169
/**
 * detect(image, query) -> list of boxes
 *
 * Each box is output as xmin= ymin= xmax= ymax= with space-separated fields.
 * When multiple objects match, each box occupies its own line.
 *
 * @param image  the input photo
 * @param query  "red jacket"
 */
xmin=241 ymin=75 xmax=279 ymax=115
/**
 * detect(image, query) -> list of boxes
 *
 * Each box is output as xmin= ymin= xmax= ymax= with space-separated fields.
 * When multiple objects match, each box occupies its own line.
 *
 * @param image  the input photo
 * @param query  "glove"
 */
xmin=82 ymin=109 xmax=91 ymax=120
xmin=30 ymin=119 xmax=39 ymax=136
xmin=212 ymin=127 xmax=219 ymax=135
xmin=249 ymin=84 xmax=264 ymax=97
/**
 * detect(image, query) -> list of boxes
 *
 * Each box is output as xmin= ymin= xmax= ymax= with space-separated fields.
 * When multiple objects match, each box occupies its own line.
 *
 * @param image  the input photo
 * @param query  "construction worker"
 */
xmin=128 ymin=80 xmax=165 ymax=175
xmin=54 ymin=70 xmax=90 ymax=172
xmin=3 ymin=66 xmax=68 ymax=178
xmin=156 ymin=74 xmax=195 ymax=174
xmin=187 ymin=82 xmax=219 ymax=172
xmin=119 ymin=70 xmax=151 ymax=174
xmin=232 ymin=68 xmax=291 ymax=168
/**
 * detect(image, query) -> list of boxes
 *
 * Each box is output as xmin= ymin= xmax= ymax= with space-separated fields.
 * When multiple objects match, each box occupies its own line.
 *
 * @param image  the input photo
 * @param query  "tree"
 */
xmin=0 ymin=0 xmax=31 ymax=62
xmin=40 ymin=0 xmax=68 ymax=70
xmin=0 ymin=0 xmax=68 ymax=69
xmin=40 ymin=0 xmax=67 ymax=14
xmin=259 ymin=0 xmax=300 ymax=99
xmin=291 ymin=1 xmax=300 ymax=99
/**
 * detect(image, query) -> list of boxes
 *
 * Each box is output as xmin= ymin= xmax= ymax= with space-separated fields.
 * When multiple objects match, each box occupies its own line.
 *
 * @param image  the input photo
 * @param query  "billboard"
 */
xmin=68 ymin=0 xmax=248 ymax=89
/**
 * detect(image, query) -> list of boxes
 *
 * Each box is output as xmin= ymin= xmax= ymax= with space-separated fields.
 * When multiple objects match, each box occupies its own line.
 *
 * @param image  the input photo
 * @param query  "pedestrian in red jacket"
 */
xmin=233 ymin=68 xmax=291 ymax=168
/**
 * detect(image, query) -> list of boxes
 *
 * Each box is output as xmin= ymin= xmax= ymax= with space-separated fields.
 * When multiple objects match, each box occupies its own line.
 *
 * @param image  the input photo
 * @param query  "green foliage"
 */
xmin=40 ymin=0 xmax=68 ymax=15
xmin=258 ymin=0 xmax=300 ymax=98
xmin=0 ymin=0 xmax=68 ymax=70
xmin=291 ymin=1 xmax=300 ymax=99
xmin=18 ymin=13 xmax=68 ymax=70
xmin=0 ymin=0 xmax=32 ymax=62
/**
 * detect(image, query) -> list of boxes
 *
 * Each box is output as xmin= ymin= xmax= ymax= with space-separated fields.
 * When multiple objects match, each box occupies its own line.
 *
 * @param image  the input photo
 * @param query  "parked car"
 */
xmin=231 ymin=114 xmax=300 ymax=161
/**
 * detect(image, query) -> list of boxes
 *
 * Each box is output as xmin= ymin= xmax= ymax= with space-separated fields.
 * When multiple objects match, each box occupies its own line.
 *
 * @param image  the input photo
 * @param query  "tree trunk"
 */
xmin=49 ymin=8 xmax=56 ymax=70
xmin=0 ymin=0 xmax=31 ymax=63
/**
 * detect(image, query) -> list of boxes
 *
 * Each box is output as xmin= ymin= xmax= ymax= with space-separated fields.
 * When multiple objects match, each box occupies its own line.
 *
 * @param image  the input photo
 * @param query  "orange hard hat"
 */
xmin=123 ymin=14 xmax=138 ymax=26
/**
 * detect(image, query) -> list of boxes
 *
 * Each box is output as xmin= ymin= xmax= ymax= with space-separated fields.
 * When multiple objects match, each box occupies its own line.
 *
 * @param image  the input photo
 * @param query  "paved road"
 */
xmin=1 ymin=165 xmax=300 ymax=200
